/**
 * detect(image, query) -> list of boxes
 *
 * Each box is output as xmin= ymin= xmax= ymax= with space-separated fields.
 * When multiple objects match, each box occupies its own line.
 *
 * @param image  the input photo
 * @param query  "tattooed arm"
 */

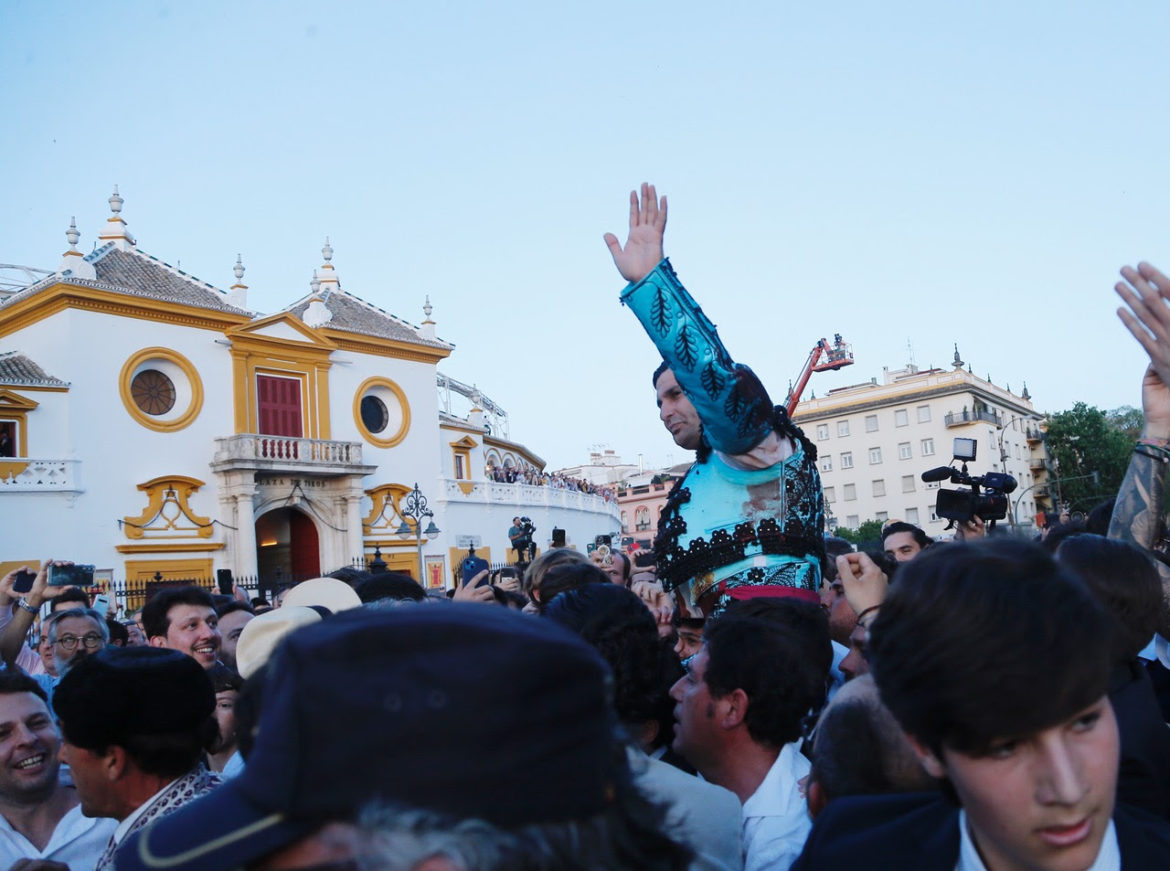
xmin=1111 ymin=262 xmax=1170 ymax=633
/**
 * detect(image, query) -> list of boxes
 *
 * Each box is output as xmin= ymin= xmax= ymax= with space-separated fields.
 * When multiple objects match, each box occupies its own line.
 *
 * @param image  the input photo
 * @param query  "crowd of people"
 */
xmin=0 ymin=185 xmax=1168 ymax=870
xmin=485 ymin=465 xmax=617 ymax=501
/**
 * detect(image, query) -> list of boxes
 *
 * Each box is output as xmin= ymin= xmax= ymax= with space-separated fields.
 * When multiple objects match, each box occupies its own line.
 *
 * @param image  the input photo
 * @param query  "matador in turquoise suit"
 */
xmin=605 ymin=184 xmax=825 ymax=617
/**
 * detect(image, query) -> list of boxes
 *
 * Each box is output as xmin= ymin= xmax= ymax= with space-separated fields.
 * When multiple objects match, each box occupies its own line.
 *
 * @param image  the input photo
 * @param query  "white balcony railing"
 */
xmin=440 ymin=478 xmax=619 ymax=518
xmin=0 ymin=458 xmax=82 ymax=492
xmin=212 ymin=434 xmax=372 ymax=474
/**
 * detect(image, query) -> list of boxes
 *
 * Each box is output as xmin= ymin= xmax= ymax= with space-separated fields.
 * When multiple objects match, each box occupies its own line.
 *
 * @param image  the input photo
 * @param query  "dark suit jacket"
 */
xmin=1111 ymin=658 xmax=1170 ymax=820
xmin=792 ymin=792 xmax=1170 ymax=870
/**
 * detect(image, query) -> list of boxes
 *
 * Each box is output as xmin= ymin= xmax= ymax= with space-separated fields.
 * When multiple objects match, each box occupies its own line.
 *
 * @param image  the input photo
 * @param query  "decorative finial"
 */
xmin=986 ymin=373 xmax=991 ymax=383
xmin=967 ymin=363 xmax=972 ymax=374
xmin=66 ymin=217 xmax=80 ymax=249
xmin=310 ymin=270 xmax=321 ymax=296
xmin=952 ymin=343 xmax=964 ymax=369
xmin=322 ymin=237 xmax=333 ymax=263
xmin=109 ymin=185 xmax=123 ymax=215
xmin=1022 ymin=382 xmax=1031 ymax=401
xmin=1007 ymin=383 xmax=1012 ymax=394
xmin=423 ymin=295 xmax=433 ymax=319
xmin=233 ymin=254 xmax=245 ymax=281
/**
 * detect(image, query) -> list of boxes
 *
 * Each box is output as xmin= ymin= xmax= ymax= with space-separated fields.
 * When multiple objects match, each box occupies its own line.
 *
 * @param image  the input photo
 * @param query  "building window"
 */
xmin=869 ymin=447 xmax=882 ymax=465
xmin=635 ymin=507 xmax=650 ymax=531
xmin=621 ymin=511 xmax=628 ymax=533
xmin=0 ymin=420 xmax=18 ymax=457
xmin=906 ymin=507 xmax=919 ymax=524
xmin=821 ymin=456 xmax=833 ymax=472
xmin=360 ymin=396 xmax=389 ymax=433
xmin=875 ymin=511 xmax=888 ymax=523
xmin=846 ymin=514 xmax=859 ymax=528
xmin=865 ymin=414 xmax=879 ymax=433
xmin=837 ymin=420 xmax=850 ymax=437
xmin=872 ymin=479 xmax=886 ymax=497
xmin=454 ymin=453 xmax=467 ymax=480
xmin=843 ymin=483 xmax=857 ymax=501
xmin=841 ymin=452 xmax=853 ymax=470
xmin=130 ymin=370 xmax=177 ymax=415
xmin=902 ymin=474 xmax=916 ymax=493
xmin=816 ymin=423 xmax=829 ymax=441
xmin=929 ymin=509 xmax=939 ymax=522
xmin=898 ymin=442 xmax=912 ymax=460
xmin=895 ymin=409 xmax=909 ymax=427
xmin=921 ymin=438 xmax=935 ymax=456
xmin=824 ymin=486 xmax=835 ymax=503
xmin=917 ymin=405 xmax=931 ymax=423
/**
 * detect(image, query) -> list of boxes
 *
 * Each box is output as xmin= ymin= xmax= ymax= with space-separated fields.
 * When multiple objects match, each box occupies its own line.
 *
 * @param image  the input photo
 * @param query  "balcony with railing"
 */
xmin=211 ymin=434 xmax=375 ymax=476
xmin=944 ymin=409 xmax=1002 ymax=427
xmin=0 ymin=458 xmax=82 ymax=492
xmin=439 ymin=477 xmax=619 ymax=519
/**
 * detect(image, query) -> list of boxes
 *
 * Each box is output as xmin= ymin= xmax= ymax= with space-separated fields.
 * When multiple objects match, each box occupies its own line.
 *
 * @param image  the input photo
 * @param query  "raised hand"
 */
xmin=1116 ymin=262 xmax=1170 ymax=439
xmin=835 ymin=552 xmax=889 ymax=617
xmin=603 ymin=182 xmax=667 ymax=284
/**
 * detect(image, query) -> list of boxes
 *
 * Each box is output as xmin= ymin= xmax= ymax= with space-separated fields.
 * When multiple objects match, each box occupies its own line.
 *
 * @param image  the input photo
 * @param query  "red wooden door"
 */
xmin=257 ymin=376 xmax=303 ymax=437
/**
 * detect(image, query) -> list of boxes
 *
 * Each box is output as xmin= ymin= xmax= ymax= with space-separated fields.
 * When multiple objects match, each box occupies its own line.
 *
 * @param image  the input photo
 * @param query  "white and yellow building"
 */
xmin=0 ymin=189 xmax=617 ymax=590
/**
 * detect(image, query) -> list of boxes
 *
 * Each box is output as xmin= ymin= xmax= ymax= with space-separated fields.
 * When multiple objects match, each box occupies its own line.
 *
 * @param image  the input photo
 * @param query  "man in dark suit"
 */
xmin=794 ymin=540 xmax=1170 ymax=870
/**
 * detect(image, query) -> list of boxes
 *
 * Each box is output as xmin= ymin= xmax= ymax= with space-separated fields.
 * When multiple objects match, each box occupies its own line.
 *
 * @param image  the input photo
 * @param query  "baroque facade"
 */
xmin=0 ymin=190 xmax=617 ymax=591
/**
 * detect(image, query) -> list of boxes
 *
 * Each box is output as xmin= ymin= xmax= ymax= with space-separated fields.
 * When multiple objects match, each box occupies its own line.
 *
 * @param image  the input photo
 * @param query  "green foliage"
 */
xmin=1108 ymin=406 xmax=1144 ymax=442
xmin=1043 ymin=402 xmax=1133 ymax=510
xmin=834 ymin=518 xmax=885 ymax=548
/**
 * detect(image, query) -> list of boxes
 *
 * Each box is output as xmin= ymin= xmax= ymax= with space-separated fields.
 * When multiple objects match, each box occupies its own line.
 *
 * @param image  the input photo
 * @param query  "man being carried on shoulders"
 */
xmin=605 ymin=184 xmax=824 ymax=617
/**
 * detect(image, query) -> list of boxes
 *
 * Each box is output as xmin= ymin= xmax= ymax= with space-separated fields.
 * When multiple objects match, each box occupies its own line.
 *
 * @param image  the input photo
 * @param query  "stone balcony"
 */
xmin=0 ymin=458 xmax=82 ymax=492
xmin=211 ymin=434 xmax=375 ymax=476
xmin=439 ymin=477 xmax=620 ymax=518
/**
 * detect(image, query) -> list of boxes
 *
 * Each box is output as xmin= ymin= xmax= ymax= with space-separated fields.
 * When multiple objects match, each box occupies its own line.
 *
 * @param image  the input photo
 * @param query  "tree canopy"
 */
xmin=1042 ymin=402 xmax=1133 ymax=511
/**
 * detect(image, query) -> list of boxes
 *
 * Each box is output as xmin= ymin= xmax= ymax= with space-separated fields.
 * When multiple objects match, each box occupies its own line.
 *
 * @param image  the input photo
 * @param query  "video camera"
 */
xmin=518 ymin=516 xmax=536 ymax=540
xmin=921 ymin=437 xmax=1017 ymax=524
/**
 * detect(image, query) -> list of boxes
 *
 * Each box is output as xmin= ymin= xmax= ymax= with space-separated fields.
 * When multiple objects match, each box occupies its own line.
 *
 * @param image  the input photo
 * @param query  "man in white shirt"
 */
xmin=671 ymin=613 xmax=825 ymax=870
xmin=0 ymin=670 xmax=115 ymax=869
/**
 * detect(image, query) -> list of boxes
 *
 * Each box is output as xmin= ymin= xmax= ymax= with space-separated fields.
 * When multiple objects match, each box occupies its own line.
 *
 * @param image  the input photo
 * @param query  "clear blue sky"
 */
xmin=4 ymin=1 xmax=1167 ymax=471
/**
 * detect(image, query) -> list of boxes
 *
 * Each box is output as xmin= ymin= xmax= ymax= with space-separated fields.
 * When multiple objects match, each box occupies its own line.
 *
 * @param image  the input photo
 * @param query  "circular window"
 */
xmin=360 ymin=395 xmax=389 ymax=433
xmin=119 ymin=348 xmax=203 ymax=432
xmin=353 ymin=377 xmax=410 ymax=448
xmin=131 ymin=369 xmax=177 ymax=415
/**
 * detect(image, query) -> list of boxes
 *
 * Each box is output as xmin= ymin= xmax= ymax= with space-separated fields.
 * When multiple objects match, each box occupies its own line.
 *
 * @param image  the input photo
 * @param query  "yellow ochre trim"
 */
xmin=122 ymin=475 xmax=214 ymax=540
xmin=116 ymin=542 xmax=224 ymax=553
xmin=353 ymin=377 xmax=411 ymax=448
xmin=118 ymin=348 xmax=204 ymax=433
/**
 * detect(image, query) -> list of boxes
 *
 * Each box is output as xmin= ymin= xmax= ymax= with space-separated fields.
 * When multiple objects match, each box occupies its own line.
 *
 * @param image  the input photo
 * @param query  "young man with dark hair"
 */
xmin=880 ymin=521 xmax=932 ymax=563
xmin=794 ymin=540 xmax=1170 ymax=869
xmin=53 ymin=646 xmax=219 ymax=870
xmin=1057 ymin=534 xmax=1170 ymax=820
xmin=806 ymin=675 xmax=937 ymax=819
xmin=142 ymin=585 xmax=221 ymax=669
xmin=0 ymin=670 xmax=116 ymax=867
xmin=672 ymin=614 xmax=824 ymax=870
xmin=605 ymin=184 xmax=824 ymax=617
xmin=213 ymin=600 xmax=253 ymax=672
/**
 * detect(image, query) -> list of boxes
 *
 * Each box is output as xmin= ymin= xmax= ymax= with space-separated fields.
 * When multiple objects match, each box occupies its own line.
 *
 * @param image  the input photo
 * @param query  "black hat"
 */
xmin=54 ymin=646 xmax=214 ymax=749
xmin=118 ymin=603 xmax=619 ymax=871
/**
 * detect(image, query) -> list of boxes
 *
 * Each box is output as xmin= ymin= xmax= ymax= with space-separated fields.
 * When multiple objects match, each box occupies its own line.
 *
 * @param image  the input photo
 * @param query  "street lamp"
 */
xmin=395 ymin=482 xmax=440 ymax=586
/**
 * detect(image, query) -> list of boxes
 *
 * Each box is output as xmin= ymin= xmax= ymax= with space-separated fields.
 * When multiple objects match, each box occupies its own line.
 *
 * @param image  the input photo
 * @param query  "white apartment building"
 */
xmin=792 ymin=353 xmax=1051 ymax=539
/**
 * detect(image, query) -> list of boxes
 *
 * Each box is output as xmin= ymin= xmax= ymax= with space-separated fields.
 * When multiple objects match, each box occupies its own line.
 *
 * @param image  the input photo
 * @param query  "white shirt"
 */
xmin=0 ymin=800 xmax=116 ymax=869
xmin=956 ymin=810 xmax=1120 ymax=871
xmin=741 ymin=742 xmax=812 ymax=871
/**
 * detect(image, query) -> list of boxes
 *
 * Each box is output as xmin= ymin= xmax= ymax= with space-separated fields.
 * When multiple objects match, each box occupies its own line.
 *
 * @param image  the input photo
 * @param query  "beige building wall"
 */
xmin=793 ymin=361 xmax=1050 ymax=539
